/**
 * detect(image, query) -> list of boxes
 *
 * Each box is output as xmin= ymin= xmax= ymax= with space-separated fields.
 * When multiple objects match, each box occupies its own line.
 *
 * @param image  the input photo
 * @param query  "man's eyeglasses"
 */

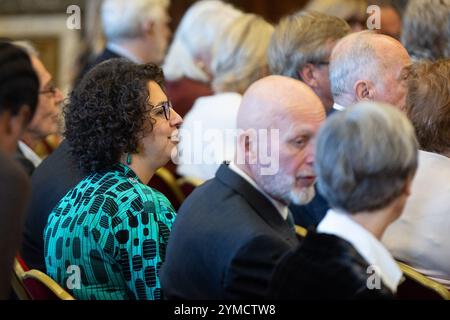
xmin=148 ymin=100 xmax=172 ymax=120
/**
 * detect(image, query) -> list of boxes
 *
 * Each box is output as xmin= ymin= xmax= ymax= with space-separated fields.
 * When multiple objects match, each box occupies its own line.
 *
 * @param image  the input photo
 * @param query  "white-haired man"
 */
xmin=80 ymin=0 xmax=171 ymax=77
xmin=330 ymin=30 xmax=411 ymax=112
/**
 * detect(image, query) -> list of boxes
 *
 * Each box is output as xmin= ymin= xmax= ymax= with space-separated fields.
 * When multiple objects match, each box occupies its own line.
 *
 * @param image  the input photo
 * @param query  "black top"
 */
xmin=269 ymin=231 xmax=394 ymax=300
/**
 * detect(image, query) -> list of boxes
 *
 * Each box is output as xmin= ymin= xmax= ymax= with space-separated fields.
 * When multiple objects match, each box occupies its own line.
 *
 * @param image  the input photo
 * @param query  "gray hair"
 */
xmin=315 ymin=101 xmax=418 ymax=213
xmin=101 ymin=0 xmax=169 ymax=41
xmin=401 ymin=0 xmax=450 ymax=60
xmin=329 ymin=31 xmax=380 ymax=101
xmin=211 ymin=13 xmax=274 ymax=94
xmin=268 ymin=10 xmax=350 ymax=79
xmin=163 ymin=0 xmax=242 ymax=82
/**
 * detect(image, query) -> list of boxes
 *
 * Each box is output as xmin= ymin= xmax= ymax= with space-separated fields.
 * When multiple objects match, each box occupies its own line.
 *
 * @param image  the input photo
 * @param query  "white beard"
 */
xmin=289 ymin=185 xmax=316 ymax=205
xmin=257 ymin=168 xmax=316 ymax=205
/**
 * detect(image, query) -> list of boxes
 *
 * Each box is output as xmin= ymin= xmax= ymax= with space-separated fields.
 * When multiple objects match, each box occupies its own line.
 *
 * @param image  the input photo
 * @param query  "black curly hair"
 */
xmin=64 ymin=58 xmax=165 ymax=173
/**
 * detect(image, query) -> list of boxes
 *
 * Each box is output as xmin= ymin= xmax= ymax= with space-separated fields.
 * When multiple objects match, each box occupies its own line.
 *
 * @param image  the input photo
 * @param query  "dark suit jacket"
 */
xmin=269 ymin=231 xmax=394 ymax=300
xmin=21 ymin=140 xmax=86 ymax=271
xmin=14 ymin=145 xmax=35 ymax=176
xmin=160 ymin=163 xmax=300 ymax=300
xmin=75 ymin=47 xmax=123 ymax=86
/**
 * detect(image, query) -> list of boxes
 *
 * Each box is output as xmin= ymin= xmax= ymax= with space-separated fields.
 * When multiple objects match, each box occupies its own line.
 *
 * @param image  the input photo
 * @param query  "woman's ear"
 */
xmin=354 ymin=80 xmax=374 ymax=101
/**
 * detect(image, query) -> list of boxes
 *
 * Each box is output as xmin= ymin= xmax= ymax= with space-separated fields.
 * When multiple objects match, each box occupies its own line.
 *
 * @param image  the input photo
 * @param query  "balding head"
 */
xmin=330 ymin=31 xmax=410 ymax=109
xmin=236 ymin=75 xmax=326 ymax=205
xmin=237 ymin=75 xmax=325 ymax=131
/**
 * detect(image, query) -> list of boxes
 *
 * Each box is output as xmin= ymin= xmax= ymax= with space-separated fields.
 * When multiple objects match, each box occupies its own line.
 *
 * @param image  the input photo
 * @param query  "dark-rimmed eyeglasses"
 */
xmin=148 ymin=100 xmax=172 ymax=120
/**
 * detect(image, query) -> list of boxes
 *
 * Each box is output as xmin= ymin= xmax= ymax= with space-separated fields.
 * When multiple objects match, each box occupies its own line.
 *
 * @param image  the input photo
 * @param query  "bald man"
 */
xmin=329 ymin=30 xmax=411 ymax=112
xmin=160 ymin=75 xmax=326 ymax=299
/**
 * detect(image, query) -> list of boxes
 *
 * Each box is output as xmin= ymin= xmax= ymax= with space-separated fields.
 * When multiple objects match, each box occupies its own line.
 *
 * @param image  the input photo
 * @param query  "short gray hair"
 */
xmin=315 ymin=101 xmax=418 ymax=213
xmin=102 ymin=0 xmax=169 ymax=41
xmin=163 ymin=0 xmax=242 ymax=82
xmin=401 ymin=0 xmax=450 ymax=60
xmin=329 ymin=31 xmax=380 ymax=100
xmin=268 ymin=10 xmax=350 ymax=79
xmin=211 ymin=14 xmax=274 ymax=94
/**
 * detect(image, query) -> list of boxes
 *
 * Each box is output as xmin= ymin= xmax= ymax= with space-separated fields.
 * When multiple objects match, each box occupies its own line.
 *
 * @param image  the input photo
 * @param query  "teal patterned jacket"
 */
xmin=44 ymin=164 xmax=176 ymax=300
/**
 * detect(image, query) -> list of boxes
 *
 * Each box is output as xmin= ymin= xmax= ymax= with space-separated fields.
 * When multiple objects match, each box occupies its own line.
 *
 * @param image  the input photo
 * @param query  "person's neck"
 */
xmin=349 ymin=201 xmax=401 ymax=240
xmin=21 ymin=132 xmax=40 ymax=150
xmin=122 ymin=154 xmax=158 ymax=185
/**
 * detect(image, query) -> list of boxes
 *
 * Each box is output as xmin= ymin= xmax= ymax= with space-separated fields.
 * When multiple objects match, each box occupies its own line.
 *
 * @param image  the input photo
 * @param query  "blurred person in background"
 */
xmin=305 ymin=0 xmax=367 ymax=32
xmin=0 ymin=42 xmax=38 ymax=299
xmin=13 ymin=41 xmax=63 ymax=175
xmin=176 ymin=13 xmax=274 ymax=181
xmin=330 ymin=31 xmax=411 ymax=112
xmin=163 ymin=0 xmax=242 ymax=118
xmin=383 ymin=59 xmax=450 ymax=289
xmin=77 ymin=0 xmax=171 ymax=80
xmin=401 ymin=0 xmax=450 ymax=61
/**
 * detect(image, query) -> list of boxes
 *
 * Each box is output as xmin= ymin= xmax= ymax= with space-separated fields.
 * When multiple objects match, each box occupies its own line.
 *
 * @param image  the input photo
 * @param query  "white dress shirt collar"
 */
xmin=228 ymin=162 xmax=289 ymax=220
xmin=317 ymin=209 xmax=403 ymax=293
xmin=18 ymin=140 xmax=42 ymax=168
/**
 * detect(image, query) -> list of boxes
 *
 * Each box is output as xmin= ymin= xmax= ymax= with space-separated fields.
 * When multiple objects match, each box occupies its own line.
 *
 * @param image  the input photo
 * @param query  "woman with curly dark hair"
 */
xmin=43 ymin=59 xmax=182 ymax=300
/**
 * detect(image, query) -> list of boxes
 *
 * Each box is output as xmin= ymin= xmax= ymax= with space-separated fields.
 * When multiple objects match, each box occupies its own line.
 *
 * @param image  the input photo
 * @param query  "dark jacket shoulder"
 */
xmin=269 ymin=231 xmax=394 ymax=300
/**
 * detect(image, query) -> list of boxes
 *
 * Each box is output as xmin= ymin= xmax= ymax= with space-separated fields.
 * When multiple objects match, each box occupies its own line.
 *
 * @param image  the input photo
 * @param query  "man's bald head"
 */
xmin=330 ymin=31 xmax=410 ymax=109
xmin=237 ymin=75 xmax=325 ymax=132
xmin=235 ymin=75 xmax=326 ymax=205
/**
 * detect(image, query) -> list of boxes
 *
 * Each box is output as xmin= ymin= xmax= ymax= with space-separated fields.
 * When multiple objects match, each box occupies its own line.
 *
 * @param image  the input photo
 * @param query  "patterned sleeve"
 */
xmin=112 ymin=185 xmax=176 ymax=300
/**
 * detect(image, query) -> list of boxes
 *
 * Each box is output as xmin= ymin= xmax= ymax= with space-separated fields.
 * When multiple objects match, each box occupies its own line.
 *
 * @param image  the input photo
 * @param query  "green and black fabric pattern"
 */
xmin=44 ymin=164 xmax=176 ymax=300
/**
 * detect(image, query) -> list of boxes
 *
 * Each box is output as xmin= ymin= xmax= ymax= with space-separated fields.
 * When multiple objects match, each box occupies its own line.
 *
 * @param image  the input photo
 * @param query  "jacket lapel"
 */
xmin=215 ymin=163 xmax=297 ymax=242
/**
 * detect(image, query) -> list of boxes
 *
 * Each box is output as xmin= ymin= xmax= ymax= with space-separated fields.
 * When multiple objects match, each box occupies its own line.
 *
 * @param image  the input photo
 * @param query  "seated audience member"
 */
xmin=177 ymin=14 xmax=274 ymax=181
xmin=163 ymin=0 xmax=242 ymax=118
xmin=269 ymin=101 xmax=418 ymax=299
xmin=0 ymin=42 xmax=38 ymax=298
xmin=77 ymin=0 xmax=171 ymax=81
xmin=161 ymin=75 xmax=326 ymax=299
xmin=330 ymin=31 xmax=411 ymax=112
xmin=268 ymin=11 xmax=350 ymax=227
xmin=383 ymin=59 xmax=450 ymax=289
xmin=44 ymin=59 xmax=182 ymax=300
xmin=305 ymin=0 xmax=367 ymax=32
xmin=401 ymin=0 xmax=450 ymax=61
xmin=268 ymin=11 xmax=351 ymax=114
xmin=13 ymin=42 xmax=63 ymax=175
